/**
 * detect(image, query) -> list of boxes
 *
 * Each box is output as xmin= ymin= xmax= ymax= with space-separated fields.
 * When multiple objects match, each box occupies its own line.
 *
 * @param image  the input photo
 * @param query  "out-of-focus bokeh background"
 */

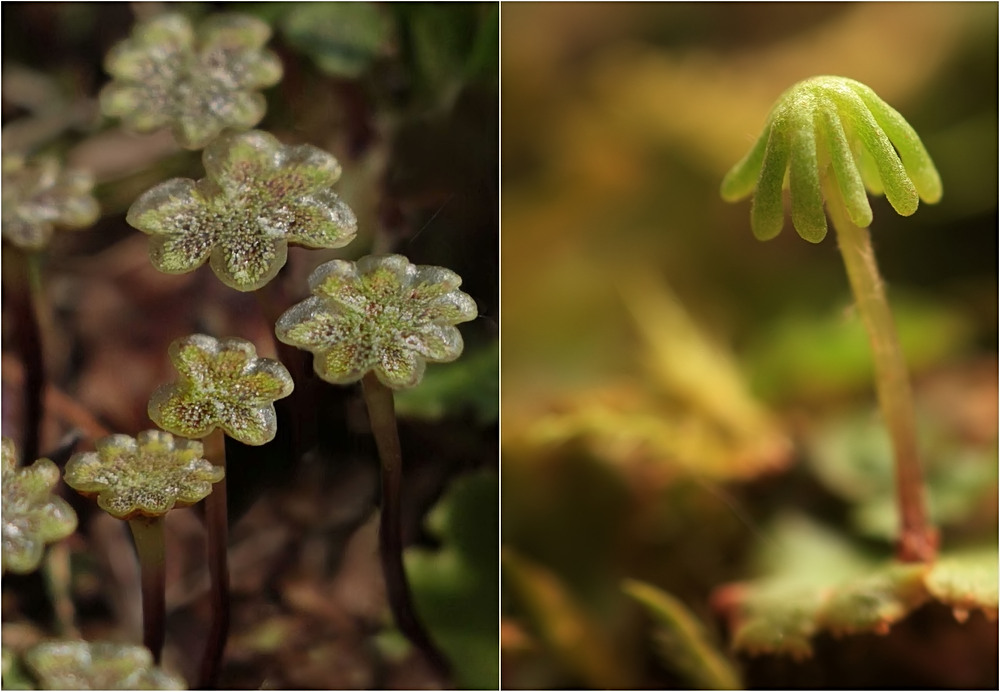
xmin=501 ymin=4 xmax=997 ymax=689
xmin=2 ymin=3 xmax=497 ymax=689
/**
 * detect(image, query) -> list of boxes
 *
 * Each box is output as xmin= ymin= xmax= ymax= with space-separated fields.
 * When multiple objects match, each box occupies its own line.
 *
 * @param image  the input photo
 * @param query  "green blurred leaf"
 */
xmin=730 ymin=560 xmax=928 ymax=658
xmin=809 ymin=411 xmax=998 ymax=540
xmin=925 ymin=547 xmax=999 ymax=619
xmin=728 ymin=515 xmax=928 ymax=657
xmin=2 ymin=647 xmax=35 ymax=690
xmin=726 ymin=582 xmax=824 ymax=660
xmin=407 ymin=472 xmax=498 ymax=689
xmin=748 ymin=295 xmax=972 ymax=403
xmin=818 ymin=563 xmax=928 ymax=636
xmin=623 ymin=580 xmax=741 ymax=689
xmin=395 ymin=342 xmax=498 ymax=424
xmin=729 ymin=513 xmax=872 ymax=656
xmin=281 ymin=3 xmax=392 ymax=79
xmin=394 ymin=3 xmax=497 ymax=102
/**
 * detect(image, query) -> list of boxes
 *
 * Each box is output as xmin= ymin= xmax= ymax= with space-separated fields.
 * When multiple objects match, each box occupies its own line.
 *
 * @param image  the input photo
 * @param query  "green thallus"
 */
xmin=721 ymin=75 xmax=941 ymax=563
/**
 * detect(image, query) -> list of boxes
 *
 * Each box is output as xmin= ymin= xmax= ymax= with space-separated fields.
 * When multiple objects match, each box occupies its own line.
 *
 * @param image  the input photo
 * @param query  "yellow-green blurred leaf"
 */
xmin=502 ymin=550 xmax=635 ymax=689
xmin=503 ymin=272 xmax=792 ymax=483
xmin=720 ymin=515 xmax=998 ymax=657
xmin=925 ymin=547 xmax=999 ymax=620
xmin=624 ymin=579 xmax=741 ymax=689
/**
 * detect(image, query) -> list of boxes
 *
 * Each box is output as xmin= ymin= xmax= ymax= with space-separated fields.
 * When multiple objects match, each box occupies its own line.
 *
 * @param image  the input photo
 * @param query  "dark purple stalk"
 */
xmin=361 ymin=372 xmax=450 ymax=677
xmin=9 ymin=250 xmax=45 ymax=463
xmin=198 ymin=433 xmax=230 ymax=689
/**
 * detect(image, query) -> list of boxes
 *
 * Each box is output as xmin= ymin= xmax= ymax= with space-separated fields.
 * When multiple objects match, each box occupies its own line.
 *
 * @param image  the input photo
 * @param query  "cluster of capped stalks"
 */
xmin=2 ymin=9 xmax=476 ymax=688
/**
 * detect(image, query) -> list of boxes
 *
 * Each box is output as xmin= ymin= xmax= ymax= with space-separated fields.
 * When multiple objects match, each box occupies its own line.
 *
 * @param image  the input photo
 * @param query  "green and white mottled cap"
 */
xmin=127 ymin=130 xmax=357 ymax=291
xmin=276 ymin=254 xmax=478 ymax=389
xmin=1 ymin=438 xmax=78 ymax=575
xmin=64 ymin=431 xmax=223 ymax=520
xmin=148 ymin=334 xmax=293 ymax=445
xmin=23 ymin=640 xmax=186 ymax=689
xmin=1 ymin=155 xmax=99 ymax=251
xmin=100 ymin=12 xmax=283 ymax=150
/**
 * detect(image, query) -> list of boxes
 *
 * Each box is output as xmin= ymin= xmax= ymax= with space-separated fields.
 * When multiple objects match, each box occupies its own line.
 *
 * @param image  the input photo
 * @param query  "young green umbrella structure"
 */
xmin=721 ymin=76 xmax=941 ymax=563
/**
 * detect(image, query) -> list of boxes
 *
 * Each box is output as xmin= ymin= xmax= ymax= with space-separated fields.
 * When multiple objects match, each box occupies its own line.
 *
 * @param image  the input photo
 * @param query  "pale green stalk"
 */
xmin=823 ymin=175 xmax=937 ymax=563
